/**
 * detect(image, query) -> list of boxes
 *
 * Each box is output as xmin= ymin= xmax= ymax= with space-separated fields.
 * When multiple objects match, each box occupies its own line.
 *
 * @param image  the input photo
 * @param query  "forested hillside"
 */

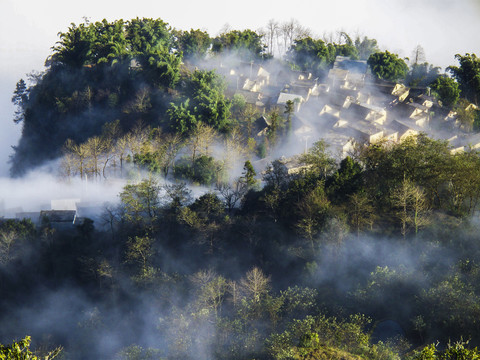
xmin=3 ymin=17 xmax=480 ymax=360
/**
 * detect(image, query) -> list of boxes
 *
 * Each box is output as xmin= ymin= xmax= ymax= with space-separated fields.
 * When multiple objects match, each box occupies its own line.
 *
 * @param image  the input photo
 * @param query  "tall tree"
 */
xmin=448 ymin=53 xmax=480 ymax=105
xmin=284 ymin=100 xmax=294 ymax=137
xmin=180 ymin=70 xmax=232 ymax=132
xmin=11 ymin=79 xmax=28 ymax=124
xmin=354 ymin=36 xmax=379 ymax=60
xmin=212 ymin=29 xmax=268 ymax=60
xmin=119 ymin=178 xmax=161 ymax=227
xmin=368 ymin=51 xmax=408 ymax=81
xmin=430 ymin=76 xmax=460 ymax=108
xmin=176 ymin=29 xmax=211 ymax=60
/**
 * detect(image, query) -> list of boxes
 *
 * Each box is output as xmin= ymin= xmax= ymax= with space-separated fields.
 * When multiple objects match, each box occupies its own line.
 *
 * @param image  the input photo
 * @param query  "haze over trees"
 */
xmin=4 ymin=16 xmax=480 ymax=360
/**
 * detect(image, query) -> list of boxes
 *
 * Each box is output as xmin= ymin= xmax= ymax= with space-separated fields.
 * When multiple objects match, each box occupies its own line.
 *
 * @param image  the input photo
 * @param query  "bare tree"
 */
xmin=410 ymin=185 xmax=430 ymax=235
xmin=115 ymin=134 xmax=132 ymax=176
xmin=223 ymin=127 xmax=248 ymax=172
xmin=186 ymin=122 xmax=217 ymax=165
xmin=85 ymin=136 xmax=107 ymax=179
xmin=280 ymin=19 xmax=297 ymax=54
xmin=63 ymin=139 xmax=89 ymax=178
xmin=161 ymin=133 xmax=184 ymax=177
xmin=216 ymin=179 xmax=247 ymax=213
xmin=391 ymin=179 xmax=429 ymax=238
xmin=190 ymin=269 xmax=227 ymax=319
xmin=411 ymin=45 xmax=426 ymax=66
xmin=348 ymin=192 xmax=376 ymax=237
xmin=130 ymin=120 xmax=150 ymax=155
xmin=265 ymin=19 xmax=279 ymax=56
xmin=239 ymin=267 xmax=271 ymax=303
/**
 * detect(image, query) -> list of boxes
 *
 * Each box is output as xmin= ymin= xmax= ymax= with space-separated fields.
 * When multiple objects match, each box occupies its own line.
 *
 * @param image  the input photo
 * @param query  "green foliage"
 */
xmin=284 ymin=100 xmax=295 ymax=136
xmin=11 ymin=79 xmax=28 ymax=124
xmin=368 ymin=51 xmax=408 ymax=81
xmin=300 ymin=140 xmax=336 ymax=179
xmin=448 ymin=53 xmax=480 ymax=105
xmin=241 ymin=160 xmax=257 ymax=188
xmin=267 ymin=314 xmax=399 ymax=360
xmin=454 ymin=99 xmax=479 ymax=132
xmin=141 ymin=47 xmax=182 ymax=89
xmin=167 ymin=99 xmax=198 ymax=133
xmin=175 ymin=29 xmax=211 ymax=60
xmin=212 ymin=29 xmax=267 ymax=60
xmin=171 ymin=70 xmax=231 ymax=133
xmin=125 ymin=18 xmax=173 ymax=55
xmin=50 ymin=22 xmax=96 ymax=68
xmin=119 ymin=178 xmax=161 ymax=226
xmin=116 ymin=344 xmax=164 ymax=360
xmin=411 ymin=341 xmax=480 ymax=360
xmin=0 ymin=336 xmax=62 ymax=359
xmin=355 ymin=36 xmax=379 ymax=60
xmin=407 ymin=63 xmax=441 ymax=87
xmin=10 ymin=17 xmax=185 ymax=176
xmin=190 ymin=193 xmax=225 ymax=221
xmin=430 ymin=76 xmax=460 ymax=108
xmin=286 ymin=37 xmax=336 ymax=76
xmin=327 ymin=156 xmax=363 ymax=203
xmin=174 ymin=155 xmax=224 ymax=185
xmin=286 ymin=36 xmax=361 ymax=76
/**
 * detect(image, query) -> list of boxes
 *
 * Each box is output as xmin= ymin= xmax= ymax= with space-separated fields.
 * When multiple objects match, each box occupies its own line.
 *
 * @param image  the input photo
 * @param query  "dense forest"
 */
xmin=3 ymin=17 xmax=480 ymax=359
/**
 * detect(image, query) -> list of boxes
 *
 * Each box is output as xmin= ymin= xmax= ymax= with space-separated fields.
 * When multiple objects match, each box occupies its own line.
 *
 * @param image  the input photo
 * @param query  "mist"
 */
xmin=1 ymin=2 xmax=480 ymax=359
xmin=0 ymin=166 xmax=126 ymax=214
xmin=2 ymin=0 xmax=480 ymax=177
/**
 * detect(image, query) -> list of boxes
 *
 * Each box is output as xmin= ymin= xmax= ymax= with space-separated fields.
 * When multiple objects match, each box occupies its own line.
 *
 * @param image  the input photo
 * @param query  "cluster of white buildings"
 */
xmin=215 ymin=56 xmax=480 ymax=159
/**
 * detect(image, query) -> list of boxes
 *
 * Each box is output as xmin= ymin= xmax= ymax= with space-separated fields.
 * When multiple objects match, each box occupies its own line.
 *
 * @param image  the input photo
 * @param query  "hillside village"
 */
xmin=2 ymin=55 xmax=480 ymax=225
xmin=215 ymin=55 xmax=480 ymax=161
xmin=4 ymin=16 xmax=480 ymax=359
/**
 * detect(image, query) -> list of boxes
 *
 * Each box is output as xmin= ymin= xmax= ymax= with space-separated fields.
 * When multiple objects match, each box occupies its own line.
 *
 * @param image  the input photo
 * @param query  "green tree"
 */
xmin=91 ymin=19 xmax=128 ymax=66
xmin=448 ymin=53 xmax=480 ymax=105
xmin=368 ymin=51 xmax=408 ymax=81
xmin=175 ymin=29 xmax=211 ymax=60
xmin=327 ymin=156 xmax=363 ymax=203
xmin=241 ymin=160 xmax=257 ymax=188
xmin=212 ymin=29 xmax=268 ymax=60
xmin=167 ymin=99 xmax=197 ymax=134
xmin=407 ymin=63 xmax=440 ymax=87
xmin=266 ymin=109 xmax=282 ymax=146
xmin=50 ymin=22 xmax=96 ymax=68
xmin=430 ymin=76 xmax=460 ymax=108
xmin=181 ymin=70 xmax=231 ymax=132
xmin=354 ymin=36 xmax=379 ymax=60
xmin=125 ymin=17 xmax=173 ymax=55
xmin=300 ymin=140 xmax=336 ymax=179
xmin=125 ymin=235 xmax=155 ymax=275
xmin=286 ymin=37 xmax=336 ymax=75
xmin=11 ymin=79 xmax=28 ymax=124
xmin=174 ymin=155 xmax=223 ymax=186
xmin=296 ymin=185 xmax=331 ymax=253
xmin=141 ymin=47 xmax=182 ymax=88
xmin=0 ymin=336 xmax=62 ymax=359
xmin=284 ymin=100 xmax=294 ymax=136
xmin=119 ymin=178 xmax=161 ymax=226
xmin=454 ymin=98 xmax=479 ymax=132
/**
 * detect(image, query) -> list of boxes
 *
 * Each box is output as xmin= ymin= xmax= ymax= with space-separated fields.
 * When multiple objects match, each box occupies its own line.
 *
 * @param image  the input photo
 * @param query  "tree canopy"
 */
xmin=368 ymin=51 xmax=408 ymax=81
xmin=448 ymin=53 xmax=480 ymax=106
